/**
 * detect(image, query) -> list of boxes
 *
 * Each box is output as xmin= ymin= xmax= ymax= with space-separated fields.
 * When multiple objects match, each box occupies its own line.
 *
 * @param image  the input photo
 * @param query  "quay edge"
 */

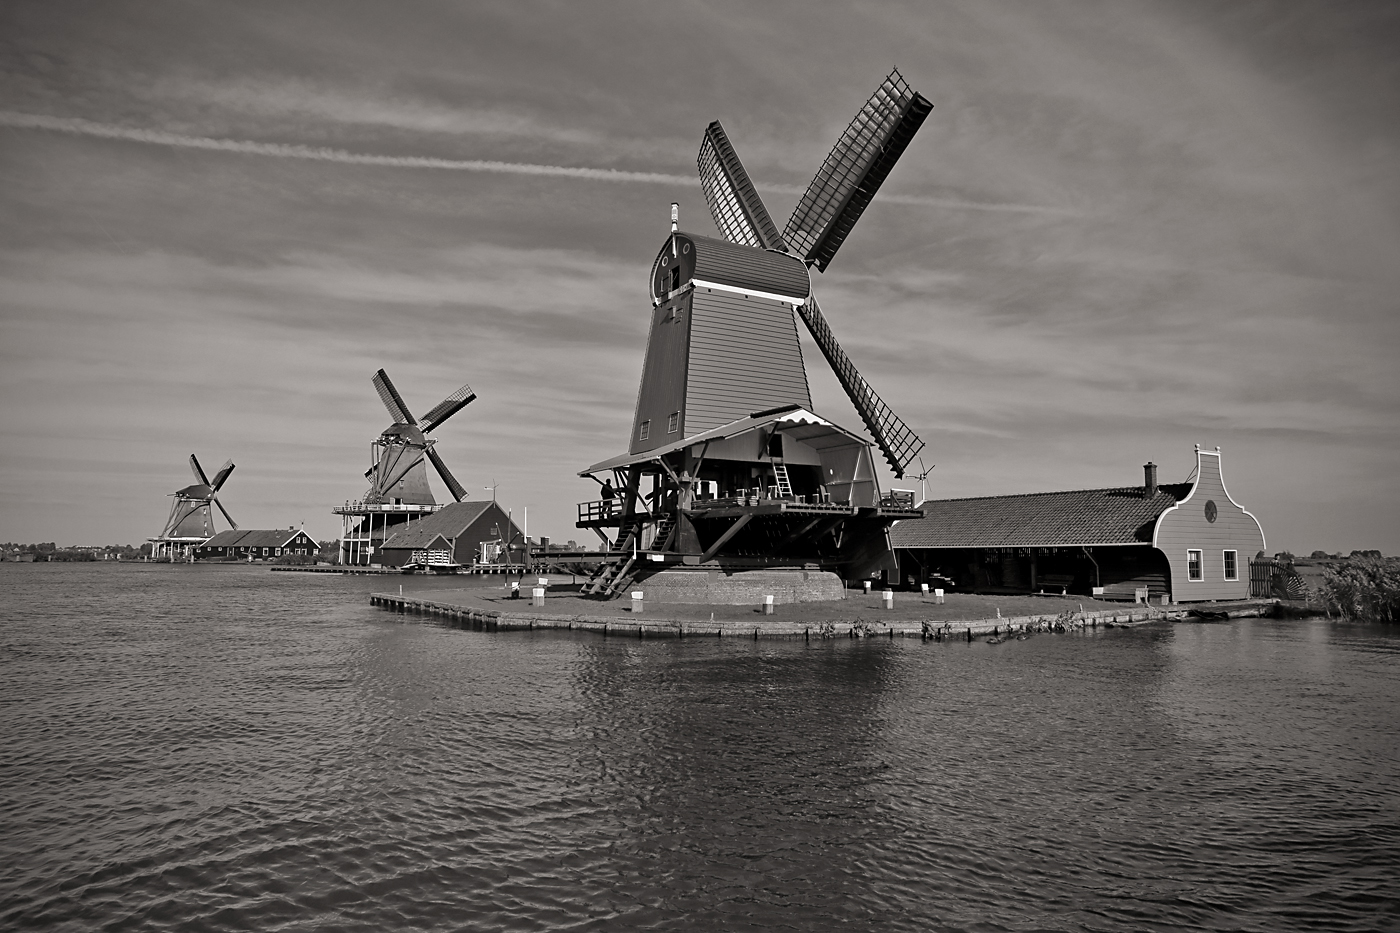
xmin=366 ymin=592 xmax=1280 ymax=640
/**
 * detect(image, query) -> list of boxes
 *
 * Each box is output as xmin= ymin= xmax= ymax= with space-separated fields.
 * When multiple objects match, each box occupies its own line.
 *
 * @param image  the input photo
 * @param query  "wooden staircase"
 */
xmin=582 ymin=513 xmax=653 ymax=597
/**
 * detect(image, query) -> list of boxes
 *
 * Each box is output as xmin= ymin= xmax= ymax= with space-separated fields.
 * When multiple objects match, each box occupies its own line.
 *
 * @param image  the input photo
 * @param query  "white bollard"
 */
xmin=921 ymin=583 xmax=929 ymax=596
xmin=863 ymin=580 xmax=872 ymax=594
xmin=934 ymin=588 xmax=945 ymax=605
xmin=762 ymin=594 xmax=775 ymax=615
xmin=531 ymin=586 xmax=545 ymax=607
xmin=882 ymin=590 xmax=894 ymax=610
xmin=538 ymin=576 xmax=549 ymax=587
xmin=631 ymin=590 xmax=644 ymax=613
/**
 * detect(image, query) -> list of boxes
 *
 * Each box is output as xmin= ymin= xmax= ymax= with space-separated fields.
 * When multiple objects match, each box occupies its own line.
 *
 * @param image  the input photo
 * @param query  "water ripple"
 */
xmin=2 ymin=562 xmax=1397 ymax=931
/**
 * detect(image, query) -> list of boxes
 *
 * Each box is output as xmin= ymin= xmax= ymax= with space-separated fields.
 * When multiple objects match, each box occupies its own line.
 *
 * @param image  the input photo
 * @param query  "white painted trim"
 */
xmin=1186 ymin=548 xmax=1204 ymax=582
xmin=691 ymin=279 xmax=806 ymax=306
xmin=1211 ymin=446 xmax=1268 ymax=554
xmin=1222 ymin=549 xmax=1239 ymax=582
xmin=1152 ymin=445 xmax=1206 ymax=548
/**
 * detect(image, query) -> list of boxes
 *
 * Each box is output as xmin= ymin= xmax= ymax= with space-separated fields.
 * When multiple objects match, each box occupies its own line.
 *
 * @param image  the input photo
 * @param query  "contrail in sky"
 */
xmin=1 ymin=111 xmax=1071 ymax=214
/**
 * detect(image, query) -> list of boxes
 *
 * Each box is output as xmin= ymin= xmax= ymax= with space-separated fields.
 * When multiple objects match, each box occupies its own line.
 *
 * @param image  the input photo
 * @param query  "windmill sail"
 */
xmin=419 ymin=384 xmax=477 ymax=433
xmin=799 ymin=297 xmax=924 ymax=477
xmin=209 ymin=459 xmax=236 ymax=493
xmin=426 ymin=446 xmax=467 ymax=501
xmin=189 ymin=454 xmax=211 ymax=487
xmin=697 ymin=121 xmax=788 ymax=252
xmin=213 ymin=497 xmax=238 ymax=530
xmin=783 ymin=70 xmax=932 ymax=271
xmin=372 ymin=369 xmax=417 ymax=425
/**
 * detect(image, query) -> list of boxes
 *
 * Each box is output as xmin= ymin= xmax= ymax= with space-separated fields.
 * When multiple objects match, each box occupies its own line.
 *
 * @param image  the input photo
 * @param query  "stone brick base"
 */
xmin=630 ymin=567 xmax=845 ymax=604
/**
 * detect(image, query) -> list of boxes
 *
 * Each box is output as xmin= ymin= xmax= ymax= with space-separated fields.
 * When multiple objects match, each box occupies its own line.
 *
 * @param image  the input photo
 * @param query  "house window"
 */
xmin=1223 ymin=550 xmax=1238 ymax=581
xmin=275 ymin=548 xmax=282 ymax=556
xmin=1187 ymin=549 xmax=1202 ymax=581
xmin=667 ymin=412 xmax=679 ymax=433
xmin=639 ymin=420 xmax=650 ymax=440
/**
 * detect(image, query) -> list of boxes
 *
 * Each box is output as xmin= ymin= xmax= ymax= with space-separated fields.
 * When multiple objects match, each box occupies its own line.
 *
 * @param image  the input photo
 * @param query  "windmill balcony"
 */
xmin=334 ymin=500 xmax=446 ymax=516
xmin=577 ymin=499 xmax=652 ymax=527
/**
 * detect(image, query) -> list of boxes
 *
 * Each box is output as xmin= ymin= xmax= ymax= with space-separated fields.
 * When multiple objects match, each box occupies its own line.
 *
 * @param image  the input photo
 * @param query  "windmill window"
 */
xmin=1187 ymin=549 xmax=1202 ymax=581
xmin=639 ymin=420 xmax=651 ymax=441
xmin=1223 ymin=550 xmax=1238 ymax=581
xmin=670 ymin=266 xmax=681 ymax=291
xmin=667 ymin=412 xmax=679 ymax=433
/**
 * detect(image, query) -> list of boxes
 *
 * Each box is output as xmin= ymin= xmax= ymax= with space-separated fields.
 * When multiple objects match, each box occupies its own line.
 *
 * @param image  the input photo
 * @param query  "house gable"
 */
xmin=1152 ymin=447 xmax=1265 ymax=602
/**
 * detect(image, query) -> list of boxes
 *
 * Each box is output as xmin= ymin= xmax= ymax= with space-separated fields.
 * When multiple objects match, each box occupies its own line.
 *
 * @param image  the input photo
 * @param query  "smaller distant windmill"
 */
xmin=149 ymin=455 xmax=236 ymax=560
xmin=334 ymin=369 xmax=476 ymax=565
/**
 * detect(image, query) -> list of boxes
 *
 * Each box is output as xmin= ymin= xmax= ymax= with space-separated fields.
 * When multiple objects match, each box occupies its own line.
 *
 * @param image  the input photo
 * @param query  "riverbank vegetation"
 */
xmin=1319 ymin=556 xmax=1400 ymax=623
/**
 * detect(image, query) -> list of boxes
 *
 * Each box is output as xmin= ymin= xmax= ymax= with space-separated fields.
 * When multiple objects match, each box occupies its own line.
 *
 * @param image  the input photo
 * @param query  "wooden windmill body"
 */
xmin=578 ymin=71 xmax=932 ymax=599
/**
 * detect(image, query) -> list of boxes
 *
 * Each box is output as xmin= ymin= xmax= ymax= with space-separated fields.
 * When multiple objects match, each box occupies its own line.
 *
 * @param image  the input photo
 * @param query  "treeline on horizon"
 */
xmin=1 ymin=542 xmax=152 ymax=561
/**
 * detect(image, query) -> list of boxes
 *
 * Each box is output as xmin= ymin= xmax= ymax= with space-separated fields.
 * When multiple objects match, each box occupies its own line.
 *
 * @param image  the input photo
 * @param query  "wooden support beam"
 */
xmin=777 ymin=514 xmax=845 ymax=549
xmin=699 ymin=513 xmax=753 ymax=563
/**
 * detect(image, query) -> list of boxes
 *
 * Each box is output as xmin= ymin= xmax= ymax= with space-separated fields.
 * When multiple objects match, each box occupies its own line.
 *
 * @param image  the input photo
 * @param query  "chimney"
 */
xmin=1143 ymin=462 xmax=1158 ymax=498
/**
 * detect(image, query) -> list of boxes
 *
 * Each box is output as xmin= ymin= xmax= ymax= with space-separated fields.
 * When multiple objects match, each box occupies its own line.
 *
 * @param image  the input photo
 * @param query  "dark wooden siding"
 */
xmin=630 ymin=292 xmax=693 ymax=454
xmin=687 ymin=234 xmax=810 ymax=300
xmin=1154 ymin=451 xmax=1265 ymax=602
xmin=684 ymin=289 xmax=812 ymax=433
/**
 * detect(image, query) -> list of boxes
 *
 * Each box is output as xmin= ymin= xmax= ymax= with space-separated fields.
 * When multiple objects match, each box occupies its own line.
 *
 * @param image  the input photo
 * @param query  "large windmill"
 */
xmin=334 ymin=369 xmax=476 ymax=565
xmin=149 ymin=455 xmax=236 ymax=560
xmin=576 ymin=70 xmax=931 ymax=599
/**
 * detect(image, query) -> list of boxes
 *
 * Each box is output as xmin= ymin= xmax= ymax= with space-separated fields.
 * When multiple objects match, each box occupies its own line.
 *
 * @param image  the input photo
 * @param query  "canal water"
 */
xmin=2 ymin=562 xmax=1396 ymax=932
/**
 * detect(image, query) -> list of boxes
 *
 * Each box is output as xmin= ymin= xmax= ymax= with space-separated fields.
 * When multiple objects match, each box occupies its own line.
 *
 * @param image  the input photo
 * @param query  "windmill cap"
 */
xmin=652 ymin=232 xmax=810 ymax=304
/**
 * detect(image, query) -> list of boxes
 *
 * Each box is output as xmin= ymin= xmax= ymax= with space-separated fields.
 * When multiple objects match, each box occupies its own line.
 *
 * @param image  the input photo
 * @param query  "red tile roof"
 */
xmin=379 ymin=501 xmax=504 ymax=551
xmin=890 ymin=483 xmax=1192 ymax=549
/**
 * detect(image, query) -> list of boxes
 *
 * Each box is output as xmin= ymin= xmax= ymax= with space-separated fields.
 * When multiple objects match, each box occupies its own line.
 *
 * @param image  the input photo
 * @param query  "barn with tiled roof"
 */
xmin=890 ymin=447 xmax=1265 ymax=602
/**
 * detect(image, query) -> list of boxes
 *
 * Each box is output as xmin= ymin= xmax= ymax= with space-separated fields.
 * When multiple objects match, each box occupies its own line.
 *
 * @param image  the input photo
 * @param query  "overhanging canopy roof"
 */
xmin=580 ymin=407 xmax=869 ymax=476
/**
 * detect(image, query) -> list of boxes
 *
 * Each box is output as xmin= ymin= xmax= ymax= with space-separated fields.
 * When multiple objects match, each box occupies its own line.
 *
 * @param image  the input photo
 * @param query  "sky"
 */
xmin=1 ymin=0 xmax=1397 ymax=554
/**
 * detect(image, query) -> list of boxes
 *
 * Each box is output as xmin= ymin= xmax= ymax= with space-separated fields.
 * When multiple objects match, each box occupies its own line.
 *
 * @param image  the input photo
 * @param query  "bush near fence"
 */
xmin=1319 ymin=557 xmax=1400 ymax=624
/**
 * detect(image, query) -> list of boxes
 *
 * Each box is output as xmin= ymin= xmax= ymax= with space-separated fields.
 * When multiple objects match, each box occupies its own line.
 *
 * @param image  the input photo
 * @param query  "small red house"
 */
xmin=376 ymin=501 xmax=524 ymax=569
xmin=195 ymin=527 xmax=319 ymax=560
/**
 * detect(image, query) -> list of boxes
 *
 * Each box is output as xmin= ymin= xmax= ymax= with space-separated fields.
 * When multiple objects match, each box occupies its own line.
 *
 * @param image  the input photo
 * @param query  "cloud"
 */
xmin=0 ymin=110 xmax=1071 ymax=216
xmin=157 ymin=77 xmax=604 ymax=146
xmin=0 ymin=111 xmax=695 ymax=186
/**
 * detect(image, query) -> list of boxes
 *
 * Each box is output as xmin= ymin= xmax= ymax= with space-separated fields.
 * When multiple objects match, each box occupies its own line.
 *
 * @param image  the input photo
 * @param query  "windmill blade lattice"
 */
xmin=189 ymin=454 xmax=211 ymax=487
xmin=210 ymin=459 xmax=235 ymax=493
xmin=213 ymin=496 xmax=238 ymax=530
xmin=783 ymin=69 xmax=933 ymax=272
xmin=419 ymin=384 xmax=477 ymax=434
xmin=425 ymin=446 xmax=468 ymax=502
xmin=697 ymin=121 xmax=788 ymax=252
xmin=372 ymin=369 xmax=417 ymax=426
xmin=799 ymin=297 xmax=924 ymax=477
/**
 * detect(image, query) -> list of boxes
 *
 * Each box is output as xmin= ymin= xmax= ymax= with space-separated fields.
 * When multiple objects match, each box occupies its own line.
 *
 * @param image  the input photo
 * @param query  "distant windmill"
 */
xmin=365 ymin=368 xmax=474 ymax=505
xmin=335 ymin=369 xmax=476 ymax=565
xmin=149 ymin=454 xmax=236 ymax=560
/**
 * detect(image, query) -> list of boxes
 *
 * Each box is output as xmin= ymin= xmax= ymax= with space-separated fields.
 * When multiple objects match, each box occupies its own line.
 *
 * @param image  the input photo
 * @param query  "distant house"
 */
xmin=195 ymin=528 xmax=319 ymax=560
xmin=376 ymin=501 xmax=525 ymax=569
xmin=890 ymin=446 xmax=1265 ymax=603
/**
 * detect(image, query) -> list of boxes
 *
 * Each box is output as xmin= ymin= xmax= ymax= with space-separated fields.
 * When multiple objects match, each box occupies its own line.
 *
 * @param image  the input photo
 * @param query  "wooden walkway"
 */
xmin=367 ymin=591 xmax=1278 ymax=640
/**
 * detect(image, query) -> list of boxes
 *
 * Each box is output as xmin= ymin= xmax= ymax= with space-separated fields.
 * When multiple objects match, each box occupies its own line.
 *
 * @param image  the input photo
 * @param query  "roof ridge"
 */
xmin=921 ymin=482 xmax=1191 ymax=504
